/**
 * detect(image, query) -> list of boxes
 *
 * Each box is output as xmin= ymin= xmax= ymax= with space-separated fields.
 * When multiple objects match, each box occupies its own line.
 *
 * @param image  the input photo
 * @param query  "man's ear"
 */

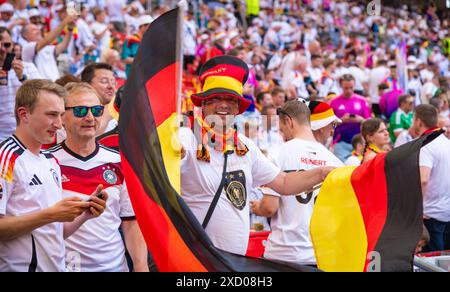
xmin=16 ymin=107 xmax=29 ymax=124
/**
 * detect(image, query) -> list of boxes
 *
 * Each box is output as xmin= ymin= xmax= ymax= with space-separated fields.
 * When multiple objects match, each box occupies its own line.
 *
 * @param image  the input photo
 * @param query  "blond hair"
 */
xmin=15 ymin=79 xmax=67 ymax=124
xmin=64 ymin=82 xmax=100 ymax=104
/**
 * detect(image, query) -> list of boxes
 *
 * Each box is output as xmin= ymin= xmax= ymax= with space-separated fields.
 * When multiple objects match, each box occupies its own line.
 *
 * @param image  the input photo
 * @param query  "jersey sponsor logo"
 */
xmin=103 ymin=169 xmax=118 ymax=185
xmin=29 ymin=174 xmax=43 ymax=186
xmin=50 ymin=168 xmax=60 ymax=186
xmin=0 ymin=183 xmax=3 ymax=200
xmin=224 ymin=170 xmax=247 ymax=210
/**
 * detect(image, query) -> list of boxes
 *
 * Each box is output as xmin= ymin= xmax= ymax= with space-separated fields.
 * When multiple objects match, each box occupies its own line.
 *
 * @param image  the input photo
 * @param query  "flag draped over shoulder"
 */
xmin=119 ymin=7 xmax=313 ymax=272
xmin=310 ymin=130 xmax=444 ymax=272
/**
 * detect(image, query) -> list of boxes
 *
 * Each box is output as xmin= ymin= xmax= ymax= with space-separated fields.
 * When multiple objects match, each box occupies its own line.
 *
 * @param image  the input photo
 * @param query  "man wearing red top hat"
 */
xmin=179 ymin=55 xmax=334 ymax=255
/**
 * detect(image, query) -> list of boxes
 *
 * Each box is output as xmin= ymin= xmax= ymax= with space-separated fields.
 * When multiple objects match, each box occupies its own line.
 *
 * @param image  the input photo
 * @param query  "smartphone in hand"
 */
xmin=2 ymin=53 xmax=15 ymax=71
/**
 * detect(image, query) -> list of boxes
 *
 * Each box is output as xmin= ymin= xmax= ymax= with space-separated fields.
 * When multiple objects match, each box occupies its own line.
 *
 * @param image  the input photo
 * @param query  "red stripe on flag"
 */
xmin=146 ymin=63 xmax=180 ymax=127
xmin=121 ymin=156 xmax=208 ymax=272
xmin=350 ymin=153 xmax=388 ymax=271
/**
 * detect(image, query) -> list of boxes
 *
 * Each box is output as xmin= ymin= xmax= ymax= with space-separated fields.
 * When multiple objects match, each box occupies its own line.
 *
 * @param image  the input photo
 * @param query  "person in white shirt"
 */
xmin=0 ymin=28 xmax=42 ymax=142
xmin=416 ymin=105 xmax=450 ymax=252
xmin=91 ymin=8 xmax=112 ymax=55
xmin=50 ymin=82 xmax=148 ymax=272
xmin=251 ymin=100 xmax=343 ymax=265
xmin=74 ymin=4 xmax=96 ymax=57
xmin=368 ymin=59 xmax=390 ymax=116
xmin=0 ymin=79 xmax=107 ymax=272
xmin=0 ymin=2 xmax=26 ymax=43
xmin=21 ymin=13 xmax=77 ymax=81
xmin=183 ymin=10 xmax=197 ymax=70
xmin=180 ymin=56 xmax=333 ymax=256
xmin=348 ymin=60 xmax=369 ymax=96
xmin=307 ymin=54 xmax=324 ymax=84
xmin=106 ymin=0 xmax=127 ymax=33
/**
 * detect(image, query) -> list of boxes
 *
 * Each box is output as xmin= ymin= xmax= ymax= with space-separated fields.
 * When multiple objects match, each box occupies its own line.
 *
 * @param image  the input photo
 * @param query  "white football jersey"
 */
xmin=179 ymin=128 xmax=280 ymax=256
xmin=51 ymin=142 xmax=135 ymax=272
xmin=0 ymin=135 xmax=65 ymax=272
xmin=264 ymin=138 xmax=344 ymax=265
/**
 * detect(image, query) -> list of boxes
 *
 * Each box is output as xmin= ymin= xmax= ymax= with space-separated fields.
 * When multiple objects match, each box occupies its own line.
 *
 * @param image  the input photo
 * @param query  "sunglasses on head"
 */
xmin=65 ymin=105 xmax=104 ymax=118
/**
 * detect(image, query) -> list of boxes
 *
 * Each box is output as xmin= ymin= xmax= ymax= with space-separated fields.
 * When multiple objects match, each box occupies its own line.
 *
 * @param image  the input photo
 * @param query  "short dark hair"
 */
xmin=339 ymin=74 xmax=355 ymax=84
xmin=398 ymin=94 xmax=412 ymax=106
xmin=351 ymin=134 xmax=364 ymax=149
xmin=261 ymin=104 xmax=276 ymax=115
xmin=271 ymin=86 xmax=285 ymax=97
xmin=0 ymin=27 xmax=11 ymax=40
xmin=256 ymin=91 xmax=270 ymax=104
xmin=227 ymin=46 xmax=245 ymax=57
xmin=414 ymin=104 xmax=438 ymax=128
xmin=80 ymin=62 xmax=113 ymax=84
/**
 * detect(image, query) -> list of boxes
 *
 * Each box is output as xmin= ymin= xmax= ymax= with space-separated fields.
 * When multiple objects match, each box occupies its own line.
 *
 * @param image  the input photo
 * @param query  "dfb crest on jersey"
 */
xmin=0 ymin=183 xmax=3 ymax=200
xmin=224 ymin=170 xmax=247 ymax=210
xmin=103 ymin=169 xmax=117 ymax=185
xmin=50 ymin=168 xmax=60 ymax=186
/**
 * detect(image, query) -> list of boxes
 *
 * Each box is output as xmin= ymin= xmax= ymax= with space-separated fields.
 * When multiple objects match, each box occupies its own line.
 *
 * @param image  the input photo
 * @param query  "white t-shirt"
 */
xmin=290 ymin=71 xmax=309 ymax=100
xmin=345 ymin=155 xmax=362 ymax=166
xmin=91 ymin=22 xmax=111 ymax=53
xmin=368 ymin=66 xmax=390 ymax=104
xmin=0 ymin=136 xmax=65 ymax=272
xmin=106 ymin=0 xmax=127 ymax=22
xmin=307 ymin=67 xmax=323 ymax=83
xmin=22 ymin=42 xmax=60 ymax=81
xmin=348 ymin=66 xmax=369 ymax=92
xmin=183 ymin=19 xmax=197 ymax=56
xmin=419 ymin=134 xmax=450 ymax=222
xmin=394 ymin=130 xmax=415 ymax=148
xmin=264 ymin=138 xmax=343 ymax=265
xmin=179 ymin=127 xmax=280 ymax=255
xmin=50 ymin=143 xmax=135 ymax=272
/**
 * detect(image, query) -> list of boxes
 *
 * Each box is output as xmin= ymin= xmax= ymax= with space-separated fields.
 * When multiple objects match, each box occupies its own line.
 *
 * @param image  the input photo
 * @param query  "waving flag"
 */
xmin=119 ymin=7 xmax=314 ymax=272
xmin=311 ymin=130 xmax=444 ymax=272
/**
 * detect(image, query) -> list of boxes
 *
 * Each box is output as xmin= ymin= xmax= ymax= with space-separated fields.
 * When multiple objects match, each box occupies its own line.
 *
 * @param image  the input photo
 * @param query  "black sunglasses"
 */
xmin=2 ymin=42 xmax=12 ymax=49
xmin=65 ymin=105 xmax=105 ymax=118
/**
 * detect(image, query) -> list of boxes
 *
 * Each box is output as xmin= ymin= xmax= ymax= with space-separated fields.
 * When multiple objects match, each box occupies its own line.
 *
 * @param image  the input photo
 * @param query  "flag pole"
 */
xmin=176 ymin=1 xmax=186 ymax=118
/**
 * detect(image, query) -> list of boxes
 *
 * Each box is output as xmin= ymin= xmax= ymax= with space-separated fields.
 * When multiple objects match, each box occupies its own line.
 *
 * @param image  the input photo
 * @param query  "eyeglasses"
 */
xmin=203 ymin=97 xmax=239 ymax=106
xmin=96 ymin=78 xmax=117 ymax=87
xmin=65 ymin=105 xmax=105 ymax=118
xmin=1 ymin=42 xmax=12 ymax=49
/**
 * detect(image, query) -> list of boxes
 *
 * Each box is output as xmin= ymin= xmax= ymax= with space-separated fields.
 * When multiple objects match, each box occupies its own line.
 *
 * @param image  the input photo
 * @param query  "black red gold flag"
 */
xmin=311 ymin=130 xmax=444 ymax=272
xmin=118 ymin=7 xmax=314 ymax=272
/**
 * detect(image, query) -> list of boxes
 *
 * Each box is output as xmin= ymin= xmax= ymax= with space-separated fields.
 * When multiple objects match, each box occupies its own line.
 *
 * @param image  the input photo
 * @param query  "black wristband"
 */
xmin=19 ymin=74 xmax=27 ymax=82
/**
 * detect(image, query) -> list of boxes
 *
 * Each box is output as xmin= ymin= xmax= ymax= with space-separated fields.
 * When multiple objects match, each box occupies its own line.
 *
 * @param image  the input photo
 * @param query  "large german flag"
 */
xmin=310 ymin=130 xmax=444 ymax=272
xmin=119 ymin=7 xmax=314 ymax=272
